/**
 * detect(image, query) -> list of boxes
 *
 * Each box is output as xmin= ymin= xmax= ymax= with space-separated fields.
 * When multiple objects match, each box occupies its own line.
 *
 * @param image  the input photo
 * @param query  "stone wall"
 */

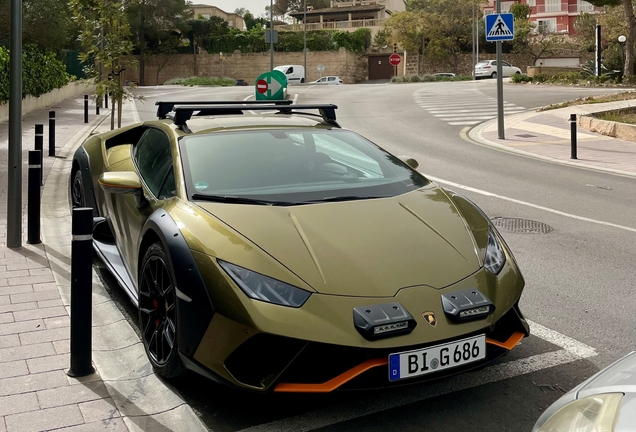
xmin=123 ymin=48 xmax=368 ymax=85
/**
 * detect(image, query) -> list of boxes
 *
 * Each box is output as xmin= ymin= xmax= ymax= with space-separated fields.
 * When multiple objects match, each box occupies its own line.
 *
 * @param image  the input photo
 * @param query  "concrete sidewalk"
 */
xmin=470 ymin=99 xmax=636 ymax=177
xmin=0 ymin=96 xmax=206 ymax=431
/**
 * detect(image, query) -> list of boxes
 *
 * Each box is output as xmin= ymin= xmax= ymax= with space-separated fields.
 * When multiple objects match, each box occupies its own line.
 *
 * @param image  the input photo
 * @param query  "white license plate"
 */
xmin=388 ymin=335 xmax=486 ymax=381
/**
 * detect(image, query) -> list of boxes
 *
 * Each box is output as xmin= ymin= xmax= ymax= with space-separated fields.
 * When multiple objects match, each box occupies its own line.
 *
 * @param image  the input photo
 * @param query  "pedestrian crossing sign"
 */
xmin=485 ymin=13 xmax=514 ymax=42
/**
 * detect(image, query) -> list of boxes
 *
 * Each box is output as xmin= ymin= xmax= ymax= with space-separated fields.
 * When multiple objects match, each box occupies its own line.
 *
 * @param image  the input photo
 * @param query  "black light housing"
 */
xmin=353 ymin=303 xmax=417 ymax=340
xmin=441 ymin=289 xmax=495 ymax=322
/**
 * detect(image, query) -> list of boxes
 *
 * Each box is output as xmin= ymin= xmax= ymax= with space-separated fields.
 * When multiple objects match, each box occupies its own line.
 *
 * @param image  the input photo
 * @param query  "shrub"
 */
xmin=0 ymin=45 xmax=71 ymax=104
xmin=164 ymin=76 xmax=236 ymax=86
xmin=511 ymin=73 xmax=532 ymax=83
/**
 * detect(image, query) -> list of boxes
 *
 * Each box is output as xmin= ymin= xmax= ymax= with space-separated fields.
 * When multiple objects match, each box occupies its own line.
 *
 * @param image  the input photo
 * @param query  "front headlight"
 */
xmin=537 ymin=393 xmax=624 ymax=432
xmin=484 ymin=227 xmax=506 ymax=274
xmin=218 ymin=260 xmax=312 ymax=308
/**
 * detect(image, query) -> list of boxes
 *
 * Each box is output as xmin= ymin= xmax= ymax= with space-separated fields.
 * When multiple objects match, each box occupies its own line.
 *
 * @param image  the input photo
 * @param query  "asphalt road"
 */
xmin=107 ymin=81 xmax=636 ymax=432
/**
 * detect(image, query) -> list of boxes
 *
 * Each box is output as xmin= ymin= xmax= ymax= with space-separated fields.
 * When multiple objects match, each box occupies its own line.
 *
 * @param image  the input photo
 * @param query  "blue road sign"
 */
xmin=485 ymin=13 xmax=514 ymax=42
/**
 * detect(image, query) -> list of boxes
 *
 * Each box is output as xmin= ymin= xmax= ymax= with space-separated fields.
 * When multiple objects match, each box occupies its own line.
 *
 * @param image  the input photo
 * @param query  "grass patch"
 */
xmin=538 ymin=91 xmax=636 ymax=111
xmin=595 ymin=108 xmax=636 ymax=125
xmin=164 ymin=76 xmax=236 ymax=86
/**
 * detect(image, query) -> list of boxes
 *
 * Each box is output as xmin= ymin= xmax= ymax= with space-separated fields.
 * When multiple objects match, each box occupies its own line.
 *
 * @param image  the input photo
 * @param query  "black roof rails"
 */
xmin=155 ymin=100 xmax=292 ymax=119
xmin=172 ymin=104 xmax=340 ymax=128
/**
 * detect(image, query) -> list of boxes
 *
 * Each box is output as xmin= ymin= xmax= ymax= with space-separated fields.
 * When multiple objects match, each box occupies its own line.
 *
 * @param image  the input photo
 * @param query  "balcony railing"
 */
xmin=276 ymin=18 xmax=386 ymax=31
xmin=531 ymin=2 xmax=600 ymax=14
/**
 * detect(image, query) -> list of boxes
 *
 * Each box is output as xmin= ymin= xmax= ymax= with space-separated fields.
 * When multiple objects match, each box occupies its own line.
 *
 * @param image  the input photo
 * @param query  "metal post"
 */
xmin=27 ymin=151 xmax=41 ymax=245
xmin=67 ymin=207 xmax=95 ymax=378
xmin=7 ymin=0 xmax=23 ymax=248
xmin=84 ymin=95 xmax=89 ymax=123
xmin=496 ymin=0 xmax=505 ymax=139
xmin=595 ymin=24 xmax=602 ymax=76
xmin=303 ymin=0 xmax=307 ymax=83
xmin=269 ymin=0 xmax=274 ymax=71
xmin=48 ymin=111 xmax=56 ymax=157
xmin=570 ymin=114 xmax=578 ymax=159
xmin=104 ymin=92 xmax=108 ymax=109
xmin=472 ymin=0 xmax=476 ymax=80
xmin=34 ymin=124 xmax=43 ymax=186
xmin=96 ymin=99 xmax=100 ymax=115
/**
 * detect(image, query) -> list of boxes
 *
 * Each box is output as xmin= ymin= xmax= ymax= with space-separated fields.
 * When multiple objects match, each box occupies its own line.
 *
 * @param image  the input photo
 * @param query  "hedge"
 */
xmin=0 ymin=46 xmax=72 ymax=104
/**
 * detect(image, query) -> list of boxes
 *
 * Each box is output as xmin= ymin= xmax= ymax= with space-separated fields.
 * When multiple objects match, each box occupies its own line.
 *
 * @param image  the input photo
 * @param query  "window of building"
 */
xmin=537 ymin=18 xmax=556 ymax=33
xmin=545 ymin=0 xmax=561 ymax=12
xmin=527 ymin=0 xmax=536 ymax=6
xmin=577 ymin=0 xmax=594 ymax=12
xmin=202 ymin=13 xmax=210 ymax=19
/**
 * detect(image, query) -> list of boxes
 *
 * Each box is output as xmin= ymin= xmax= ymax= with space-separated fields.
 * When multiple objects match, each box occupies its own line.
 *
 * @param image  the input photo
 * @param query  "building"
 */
xmin=189 ymin=4 xmax=245 ymax=30
xmin=276 ymin=0 xmax=406 ymax=36
xmin=482 ymin=0 xmax=601 ymax=35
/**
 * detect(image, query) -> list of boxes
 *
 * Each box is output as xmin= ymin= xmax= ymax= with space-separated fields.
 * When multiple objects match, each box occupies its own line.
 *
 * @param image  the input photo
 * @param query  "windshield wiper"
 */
xmin=191 ymin=193 xmax=291 ymax=206
xmin=302 ymin=195 xmax=388 ymax=203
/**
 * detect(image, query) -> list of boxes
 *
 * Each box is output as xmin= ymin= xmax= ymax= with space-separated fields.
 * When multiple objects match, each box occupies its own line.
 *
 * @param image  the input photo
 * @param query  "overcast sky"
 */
xmin=195 ymin=0 xmax=272 ymax=16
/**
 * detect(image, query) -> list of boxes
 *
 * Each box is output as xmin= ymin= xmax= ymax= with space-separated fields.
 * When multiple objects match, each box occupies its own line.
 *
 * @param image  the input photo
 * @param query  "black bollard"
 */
xmin=27 ymin=151 xmax=42 ymax=245
xmin=104 ymin=93 xmax=108 ymax=109
xmin=84 ymin=95 xmax=89 ymax=124
xmin=34 ymin=124 xmax=43 ymax=186
xmin=96 ymin=98 xmax=100 ymax=115
xmin=570 ymin=114 xmax=577 ymax=160
xmin=67 ymin=207 xmax=95 ymax=377
xmin=48 ymin=111 xmax=56 ymax=157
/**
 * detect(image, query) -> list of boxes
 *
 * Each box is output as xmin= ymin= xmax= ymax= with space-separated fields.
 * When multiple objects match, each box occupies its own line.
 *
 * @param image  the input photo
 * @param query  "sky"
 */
xmin=194 ymin=0 xmax=272 ymax=16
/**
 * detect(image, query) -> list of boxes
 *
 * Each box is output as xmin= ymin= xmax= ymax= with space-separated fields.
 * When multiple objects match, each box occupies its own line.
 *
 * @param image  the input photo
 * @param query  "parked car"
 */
xmin=309 ymin=76 xmax=344 ymax=85
xmin=235 ymin=79 xmax=248 ymax=86
xmin=273 ymin=64 xmax=305 ymax=84
xmin=532 ymin=351 xmax=636 ymax=431
xmin=71 ymin=99 xmax=528 ymax=392
xmin=474 ymin=60 xmax=522 ymax=78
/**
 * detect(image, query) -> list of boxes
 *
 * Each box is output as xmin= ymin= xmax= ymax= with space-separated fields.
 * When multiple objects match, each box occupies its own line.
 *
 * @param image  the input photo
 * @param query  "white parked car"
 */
xmin=474 ymin=60 xmax=522 ymax=78
xmin=273 ymin=65 xmax=306 ymax=84
xmin=309 ymin=76 xmax=344 ymax=85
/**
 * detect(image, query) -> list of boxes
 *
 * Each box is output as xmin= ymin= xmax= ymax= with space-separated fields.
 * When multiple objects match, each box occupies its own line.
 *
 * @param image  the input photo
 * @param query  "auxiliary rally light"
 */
xmin=459 ymin=306 xmax=491 ymax=318
xmin=373 ymin=321 xmax=409 ymax=335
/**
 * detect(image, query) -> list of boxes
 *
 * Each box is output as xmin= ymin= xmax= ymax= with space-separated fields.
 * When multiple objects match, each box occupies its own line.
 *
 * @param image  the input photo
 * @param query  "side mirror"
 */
xmin=399 ymin=155 xmax=419 ymax=170
xmin=98 ymin=172 xmax=142 ymax=195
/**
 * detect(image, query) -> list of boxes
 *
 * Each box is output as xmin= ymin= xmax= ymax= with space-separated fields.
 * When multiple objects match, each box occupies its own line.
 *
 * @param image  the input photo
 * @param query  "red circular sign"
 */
xmin=256 ymin=79 xmax=268 ymax=94
xmin=389 ymin=54 xmax=401 ymax=67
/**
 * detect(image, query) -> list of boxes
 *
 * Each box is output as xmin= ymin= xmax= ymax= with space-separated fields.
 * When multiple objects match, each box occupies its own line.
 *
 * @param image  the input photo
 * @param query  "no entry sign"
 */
xmin=389 ymin=54 xmax=401 ymax=67
xmin=256 ymin=79 xmax=268 ymax=94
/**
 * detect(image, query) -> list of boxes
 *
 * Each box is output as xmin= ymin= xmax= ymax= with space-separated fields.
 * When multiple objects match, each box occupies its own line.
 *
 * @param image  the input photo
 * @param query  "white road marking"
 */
xmin=528 ymin=320 xmax=596 ymax=359
xmin=448 ymin=121 xmax=482 ymax=125
xmin=426 ymin=175 xmax=636 ymax=234
xmin=293 ymin=93 xmax=299 ymax=104
xmin=131 ymin=98 xmax=140 ymax=123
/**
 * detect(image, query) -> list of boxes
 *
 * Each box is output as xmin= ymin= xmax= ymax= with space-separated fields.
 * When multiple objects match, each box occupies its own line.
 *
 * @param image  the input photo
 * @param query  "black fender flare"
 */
xmin=72 ymin=145 xmax=99 ymax=215
xmin=140 ymin=209 xmax=215 ymax=359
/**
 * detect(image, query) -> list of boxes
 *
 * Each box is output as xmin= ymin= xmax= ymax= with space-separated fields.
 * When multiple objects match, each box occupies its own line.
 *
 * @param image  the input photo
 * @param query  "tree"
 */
xmin=70 ymin=0 xmax=136 ymax=129
xmin=573 ymin=12 xmax=598 ymax=52
xmin=126 ymin=0 xmax=192 ymax=85
xmin=186 ymin=19 xmax=212 ymax=75
xmin=243 ymin=11 xmax=267 ymax=30
xmin=148 ymin=31 xmax=180 ymax=85
xmin=0 ymin=0 xmax=73 ymax=53
xmin=586 ymin=0 xmax=634 ymax=76
xmin=384 ymin=11 xmax=427 ymax=73
xmin=273 ymin=0 xmax=330 ymax=15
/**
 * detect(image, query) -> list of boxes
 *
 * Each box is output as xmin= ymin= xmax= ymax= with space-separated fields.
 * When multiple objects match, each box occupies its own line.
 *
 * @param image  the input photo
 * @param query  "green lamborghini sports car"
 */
xmin=70 ymin=100 xmax=529 ymax=392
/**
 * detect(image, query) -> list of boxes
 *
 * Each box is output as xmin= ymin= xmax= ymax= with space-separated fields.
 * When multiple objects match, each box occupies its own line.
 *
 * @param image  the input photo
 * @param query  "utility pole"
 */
xmin=269 ymin=0 xmax=274 ymax=71
xmin=139 ymin=0 xmax=145 ymax=86
xmin=7 ymin=0 xmax=22 ymax=248
xmin=303 ymin=0 xmax=307 ymax=83
xmin=496 ymin=0 xmax=505 ymax=139
xmin=472 ymin=0 xmax=476 ymax=80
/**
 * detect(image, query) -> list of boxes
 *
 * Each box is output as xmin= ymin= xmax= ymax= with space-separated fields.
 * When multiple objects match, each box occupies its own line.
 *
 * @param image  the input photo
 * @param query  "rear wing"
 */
xmin=155 ymin=100 xmax=292 ymax=119
xmin=171 ymin=104 xmax=340 ymax=129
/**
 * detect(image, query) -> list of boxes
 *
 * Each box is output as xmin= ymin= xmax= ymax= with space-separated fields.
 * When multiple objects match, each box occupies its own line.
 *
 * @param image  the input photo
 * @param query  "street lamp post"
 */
xmin=619 ymin=35 xmax=627 ymax=77
xmin=269 ymin=0 xmax=274 ymax=71
xmin=303 ymin=0 xmax=307 ymax=83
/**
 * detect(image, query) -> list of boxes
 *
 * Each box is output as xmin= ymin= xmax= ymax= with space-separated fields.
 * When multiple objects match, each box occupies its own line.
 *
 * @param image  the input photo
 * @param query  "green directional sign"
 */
xmin=255 ymin=70 xmax=287 ymax=100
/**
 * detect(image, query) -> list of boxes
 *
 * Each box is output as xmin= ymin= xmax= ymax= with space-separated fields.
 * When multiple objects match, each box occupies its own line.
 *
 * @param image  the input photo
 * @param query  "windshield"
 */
xmin=180 ymin=129 xmax=429 ymax=205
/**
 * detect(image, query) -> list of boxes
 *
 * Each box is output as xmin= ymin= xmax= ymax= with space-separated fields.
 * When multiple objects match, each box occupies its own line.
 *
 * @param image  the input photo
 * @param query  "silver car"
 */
xmin=309 ymin=76 xmax=343 ymax=85
xmin=474 ymin=60 xmax=522 ymax=78
xmin=532 ymin=351 xmax=636 ymax=431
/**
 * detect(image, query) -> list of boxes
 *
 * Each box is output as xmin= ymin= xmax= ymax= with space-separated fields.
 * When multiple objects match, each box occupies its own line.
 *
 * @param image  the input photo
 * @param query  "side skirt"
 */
xmin=93 ymin=239 xmax=138 ymax=307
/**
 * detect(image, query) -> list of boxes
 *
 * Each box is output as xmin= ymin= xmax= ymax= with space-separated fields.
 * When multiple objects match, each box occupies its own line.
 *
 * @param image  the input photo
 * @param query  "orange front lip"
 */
xmin=273 ymin=331 xmax=526 ymax=393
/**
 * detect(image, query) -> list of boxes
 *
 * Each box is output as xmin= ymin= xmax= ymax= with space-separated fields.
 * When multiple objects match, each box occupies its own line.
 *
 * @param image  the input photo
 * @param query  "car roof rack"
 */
xmin=155 ymin=100 xmax=293 ymax=119
xmin=171 ymin=104 xmax=340 ymax=129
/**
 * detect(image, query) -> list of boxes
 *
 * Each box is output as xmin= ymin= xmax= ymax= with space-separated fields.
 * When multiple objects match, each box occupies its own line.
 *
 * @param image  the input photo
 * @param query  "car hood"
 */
xmin=577 ymin=351 xmax=636 ymax=398
xmin=194 ymin=186 xmax=482 ymax=297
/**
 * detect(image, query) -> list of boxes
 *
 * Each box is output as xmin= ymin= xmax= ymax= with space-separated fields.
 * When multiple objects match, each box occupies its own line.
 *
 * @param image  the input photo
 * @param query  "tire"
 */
xmin=71 ymin=169 xmax=86 ymax=208
xmin=301 ymin=78 xmax=305 ymax=83
xmin=139 ymin=242 xmax=183 ymax=379
xmin=515 ymin=71 xmax=521 ymax=75
xmin=491 ymin=72 xmax=497 ymax=78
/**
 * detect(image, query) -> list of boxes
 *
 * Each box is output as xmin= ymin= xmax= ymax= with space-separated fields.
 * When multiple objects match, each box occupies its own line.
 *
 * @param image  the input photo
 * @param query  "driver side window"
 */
xmin=134 ymin=128 xmax=176 ymax=199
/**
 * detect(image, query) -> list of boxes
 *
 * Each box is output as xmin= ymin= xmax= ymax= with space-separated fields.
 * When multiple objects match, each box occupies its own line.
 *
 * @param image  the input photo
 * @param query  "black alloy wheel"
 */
xmin=139 ymin=242 xmax=183 ymax=378
xmin=71 ymin=170 xmax=86 ymax=208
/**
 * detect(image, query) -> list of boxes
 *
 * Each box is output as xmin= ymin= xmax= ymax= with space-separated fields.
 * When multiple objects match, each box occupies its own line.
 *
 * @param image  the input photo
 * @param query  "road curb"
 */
xmin=40 ymin=105 xmax=208 ymax=432
xmin=465 ymin=117 xmax=636 ymax=180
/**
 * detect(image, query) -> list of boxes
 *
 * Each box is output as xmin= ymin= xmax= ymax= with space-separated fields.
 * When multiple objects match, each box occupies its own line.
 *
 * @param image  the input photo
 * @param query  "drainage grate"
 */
xmin=515 ymin=134 xmax=537 ymax=138
xmin=491 ymin=217 xmax=553 ymax=234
